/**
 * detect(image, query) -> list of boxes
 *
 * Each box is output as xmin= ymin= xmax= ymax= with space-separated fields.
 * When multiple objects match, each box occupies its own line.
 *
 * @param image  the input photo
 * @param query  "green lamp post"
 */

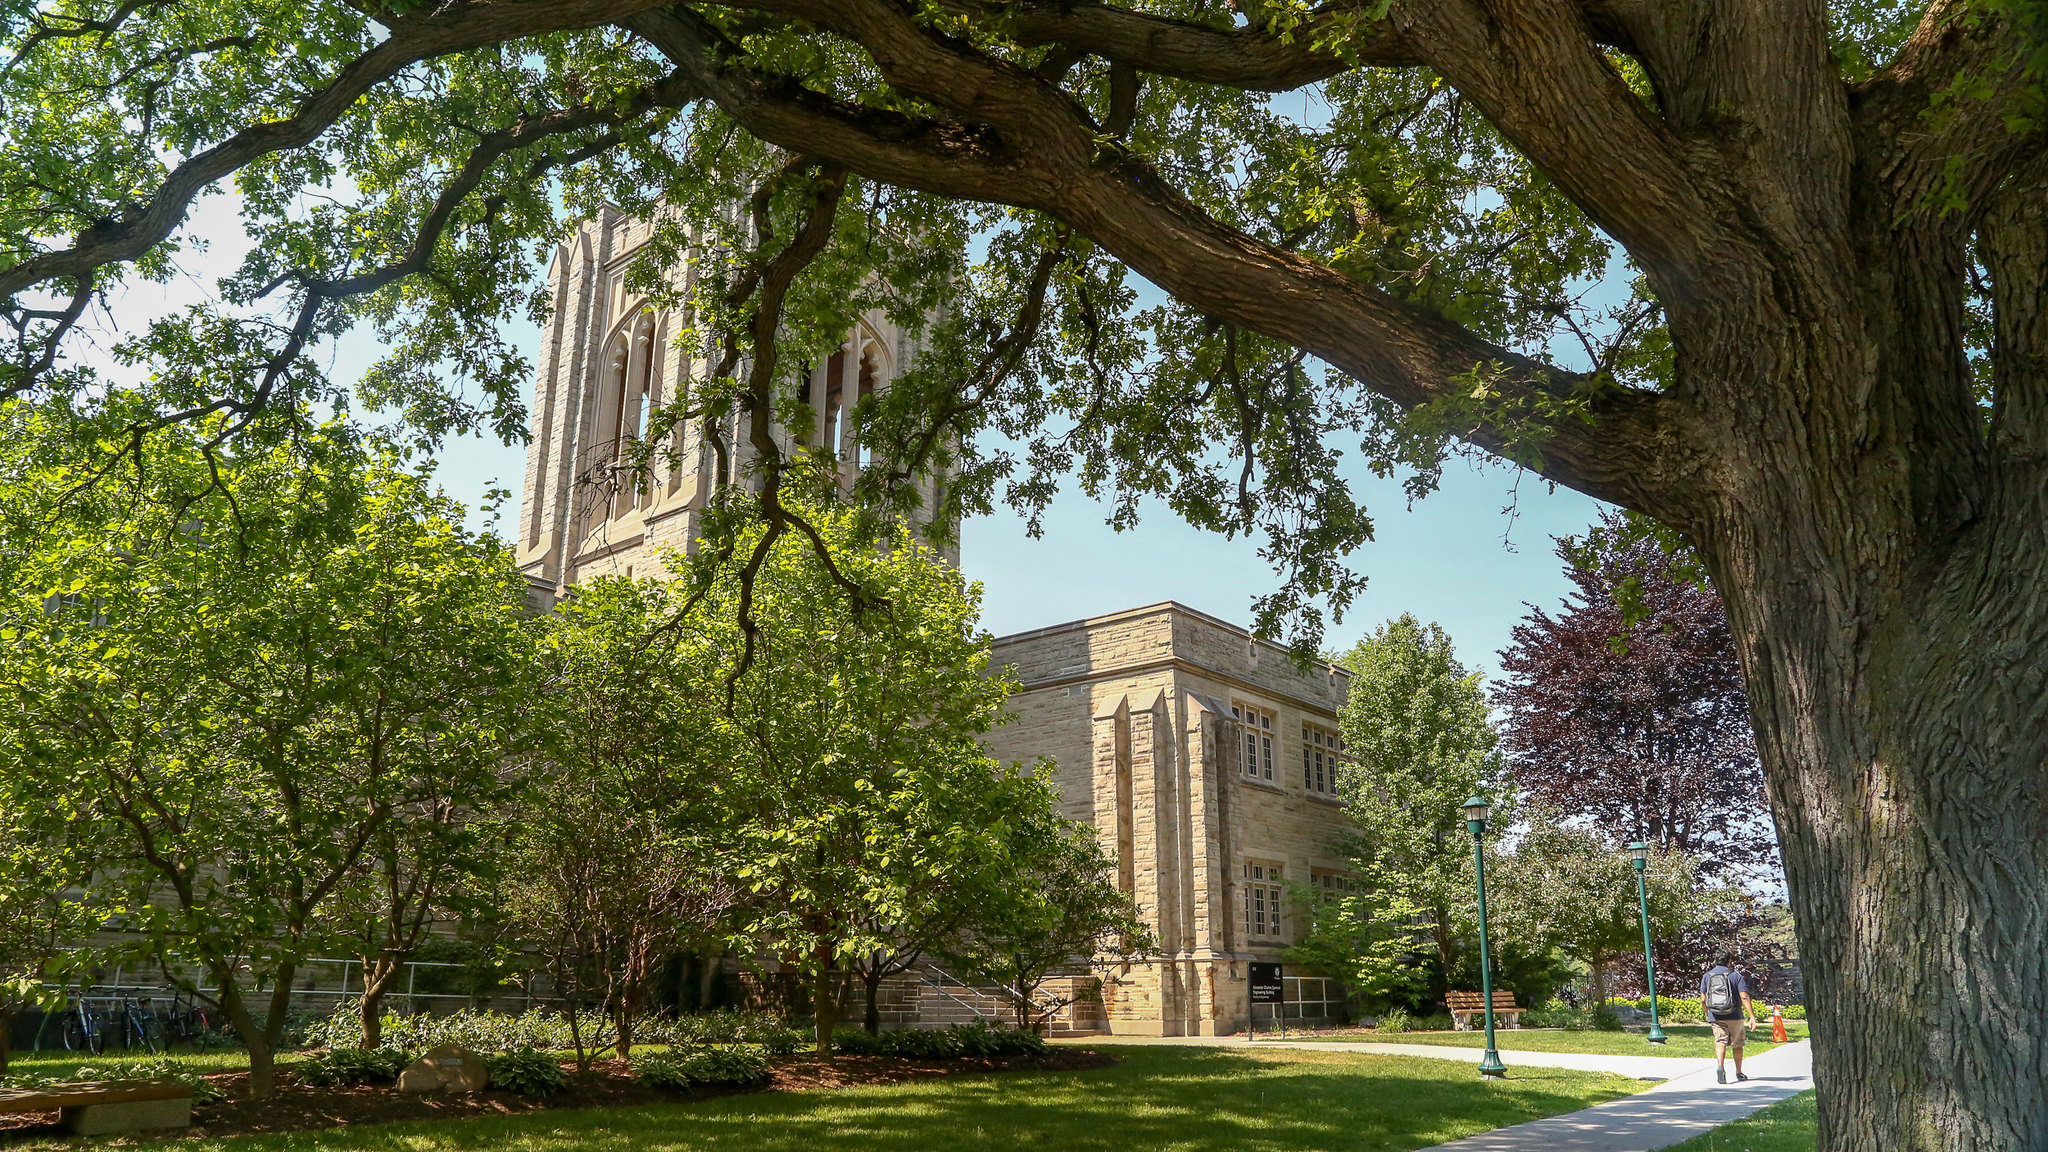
xmin=1627 ymin=840 xmax=1669 ymax=1045
xmin=1463 ymin=795 xmax=1507 ymax=1079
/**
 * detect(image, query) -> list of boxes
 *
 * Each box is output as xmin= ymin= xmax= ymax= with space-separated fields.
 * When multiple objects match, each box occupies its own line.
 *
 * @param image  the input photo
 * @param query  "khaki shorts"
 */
xmin=1711 ymin=1019 xmax=1747 ymax=1050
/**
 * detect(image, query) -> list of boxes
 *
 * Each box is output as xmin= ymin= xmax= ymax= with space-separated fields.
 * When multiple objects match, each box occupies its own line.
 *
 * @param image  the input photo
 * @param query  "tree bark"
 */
xmin=1666 ymin=187 xmax=2048 ymax=1143
xmin=359 ymin=959 xmax=401 ymax=1049
xmin=811 ymin=962 xmax=841 ymax=1057
xmin=862 ymin=969 xmax=881 ymax=1035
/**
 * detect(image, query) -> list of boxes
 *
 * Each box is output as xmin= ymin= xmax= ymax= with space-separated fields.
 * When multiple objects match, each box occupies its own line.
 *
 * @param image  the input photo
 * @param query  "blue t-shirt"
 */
xmin=1700 ymin=966 xmax=1750 ymax=1021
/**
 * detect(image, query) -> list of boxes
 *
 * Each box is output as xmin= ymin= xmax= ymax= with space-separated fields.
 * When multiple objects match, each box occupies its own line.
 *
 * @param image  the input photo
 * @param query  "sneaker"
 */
xmin=1736 ymin=1072 xmax=1749 ymax=1082
xmin=1716 ymin=1069 xmax=1728 ymax=1084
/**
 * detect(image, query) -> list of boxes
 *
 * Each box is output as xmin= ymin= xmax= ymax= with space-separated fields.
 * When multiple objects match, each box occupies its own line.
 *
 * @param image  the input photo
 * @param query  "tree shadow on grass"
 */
xmin=207 ymin=1047 xmax=1638 ymax=1152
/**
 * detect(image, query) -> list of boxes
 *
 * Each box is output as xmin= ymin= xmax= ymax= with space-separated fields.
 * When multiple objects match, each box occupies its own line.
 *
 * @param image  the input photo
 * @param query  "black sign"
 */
xmin=1249 ymin=962 xmax=1283 ymax=1003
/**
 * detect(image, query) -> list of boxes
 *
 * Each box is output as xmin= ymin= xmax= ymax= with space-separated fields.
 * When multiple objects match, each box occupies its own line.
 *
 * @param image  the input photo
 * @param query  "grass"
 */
xmin=4 ymin=1048 xmax=257 ymax=1081
xmin=1313 ymin=1021 xmax=1808 ymax=1060
xmin=1661 ymin=1090 xmax=1816 ymax=1151
xmin=98 ymin=1045 xmax=1638 ymax=1152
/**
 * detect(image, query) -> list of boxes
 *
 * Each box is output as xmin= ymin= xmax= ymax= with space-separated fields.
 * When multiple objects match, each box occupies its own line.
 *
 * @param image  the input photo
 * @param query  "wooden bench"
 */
xmin=0 ymin=1079 xmax=194 ymax=1135
xmin=1446 ymin=990 xmax=1524 ymax=1031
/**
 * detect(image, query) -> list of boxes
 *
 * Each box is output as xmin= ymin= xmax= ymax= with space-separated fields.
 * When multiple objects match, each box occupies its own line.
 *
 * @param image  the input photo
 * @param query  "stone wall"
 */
xmin=987 ymin=602 xmax=1355 ymax=1036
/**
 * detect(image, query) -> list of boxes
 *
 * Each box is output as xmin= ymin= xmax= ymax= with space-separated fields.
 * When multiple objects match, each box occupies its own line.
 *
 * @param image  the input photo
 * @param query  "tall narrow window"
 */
xmin=1302 ymin=723 xmax=1343 ymax=795
xmin=1232 ymin=703 xmax=1276 ymax=782
xmin=1242 ymin=861 xmax=1285 ymax=938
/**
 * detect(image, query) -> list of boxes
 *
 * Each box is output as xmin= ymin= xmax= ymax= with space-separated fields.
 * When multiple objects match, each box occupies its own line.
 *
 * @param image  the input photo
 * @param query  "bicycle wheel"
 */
xmin=83 ymin=1006 xmax=107 ymax=1055
xmin=61 ymin=1009 xmax=86 ymax=1052
xmin=137 ymin=1007 xmax=165 ymax=1053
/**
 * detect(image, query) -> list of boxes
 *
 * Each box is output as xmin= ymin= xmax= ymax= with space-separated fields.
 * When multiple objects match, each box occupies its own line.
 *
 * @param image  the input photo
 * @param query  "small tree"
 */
xmin=508 ymin=575 xmax=734 ymax=1068
xmin=1496 ymin=515 xmax=1776 ymax=884
xmin=941 ymin=814 xmax=1151 ymax=1032
xmin=505 ymin=774 xmax=733 ymax=1068
xmin=1487 ymin=812 xmax=1709 ymax=1008
xmin=671 ymin=503 xmax=1040 ymax=1056
xmin=0 ymin=427 xmax=536 ymax=1097
xmin=1330 ymin=615 xmax=1511 ymax=1004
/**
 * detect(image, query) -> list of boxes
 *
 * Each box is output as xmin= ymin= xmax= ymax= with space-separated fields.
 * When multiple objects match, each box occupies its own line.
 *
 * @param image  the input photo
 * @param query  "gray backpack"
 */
xmin=1705 ymin=969 xmax=1737 ymax=1014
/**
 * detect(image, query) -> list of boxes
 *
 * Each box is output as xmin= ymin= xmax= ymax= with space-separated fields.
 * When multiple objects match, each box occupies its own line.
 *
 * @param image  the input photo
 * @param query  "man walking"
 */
xmin=1701 ymin=953 xmax=1756 ymax=1083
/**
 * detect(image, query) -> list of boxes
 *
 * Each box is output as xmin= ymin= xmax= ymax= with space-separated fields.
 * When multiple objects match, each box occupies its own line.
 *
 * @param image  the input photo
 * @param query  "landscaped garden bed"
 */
xmin=0 ymin=1048 xmax=1117 ymax=1144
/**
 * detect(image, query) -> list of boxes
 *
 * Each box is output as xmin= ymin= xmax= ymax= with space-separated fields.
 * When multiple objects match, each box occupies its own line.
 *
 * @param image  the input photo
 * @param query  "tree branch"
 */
xmin=1858 ymin=0 xmax=2048 ymax=231
xmin=629 ymin=0 xmax=1691 ymax=514
xmin=0 ymin=0 xmax=674 ymax=301
xmin=1001 ymin=0 xmax=1415 ymax=90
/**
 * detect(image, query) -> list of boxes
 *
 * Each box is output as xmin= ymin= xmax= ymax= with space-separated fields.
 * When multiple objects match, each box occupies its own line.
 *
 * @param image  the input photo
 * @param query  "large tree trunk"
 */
xmin=1683 ymin=183 xmax=2048 ymax=1146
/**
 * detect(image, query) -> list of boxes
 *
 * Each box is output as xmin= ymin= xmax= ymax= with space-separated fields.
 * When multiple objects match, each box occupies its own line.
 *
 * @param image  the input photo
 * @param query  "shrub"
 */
xmin=1518 ymin=1002 xmax=1584 ymax=1029
xmin=69 ymin=1059 xmax=225 ymax=1106
xmin=630 ymin=1046 xmax=770 ymax=1089
xmin=1779 ymin=1004 xmax=1806 ymax=1020
xmin=304 ymin=1002 xmax=806 ymax=1057
xmin=1374 ymin=1008 xmax=1411 ymax=1034
xmin=950 ymin=1020 xmax=1048 ymax=1057
xmin=1589 ymin=1005 xmax=1625 ymax=1031
xmin=830 ymin=1022 xmax=1046 ymax=1059
xmin=486 ymin=1048 xmax=568 ymax=1098
xmin=295 ymin=1046 xmax=411 ymax=1086
xmin=658 ymin=1009 xmax=805 ymax=1054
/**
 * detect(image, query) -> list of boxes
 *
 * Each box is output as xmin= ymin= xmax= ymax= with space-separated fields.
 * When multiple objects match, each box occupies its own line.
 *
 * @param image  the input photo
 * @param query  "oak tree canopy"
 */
xmin=3 ymin=1 xmax=2045 ymax=1147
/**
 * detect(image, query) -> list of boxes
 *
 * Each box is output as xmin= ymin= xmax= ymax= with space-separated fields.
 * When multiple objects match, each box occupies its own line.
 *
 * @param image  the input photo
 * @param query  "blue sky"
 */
xmin=429 ymin=407 xmax=1605 ymax=679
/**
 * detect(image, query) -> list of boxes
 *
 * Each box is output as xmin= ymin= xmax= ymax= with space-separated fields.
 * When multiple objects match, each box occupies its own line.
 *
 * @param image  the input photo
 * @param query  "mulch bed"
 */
xmin=0 ymin=1049 xmax=1116 ymax=1145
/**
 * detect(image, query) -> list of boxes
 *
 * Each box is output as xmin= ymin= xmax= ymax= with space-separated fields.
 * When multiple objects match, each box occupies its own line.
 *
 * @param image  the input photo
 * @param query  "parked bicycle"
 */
xmin=163 ymin=987 xmax=211 ymax=1044
xmin=58 ymin=996 xmax=110 ymax=1055
xmin=119 ymin=997 xmax=165 ymax=1054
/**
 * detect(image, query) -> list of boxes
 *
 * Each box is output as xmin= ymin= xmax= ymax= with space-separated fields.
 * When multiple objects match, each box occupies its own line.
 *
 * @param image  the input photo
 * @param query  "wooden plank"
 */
xmin=0 ymin=1080 xmax=194 ymax=1113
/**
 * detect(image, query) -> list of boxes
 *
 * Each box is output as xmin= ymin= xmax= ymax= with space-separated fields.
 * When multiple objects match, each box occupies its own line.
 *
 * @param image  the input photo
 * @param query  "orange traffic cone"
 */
xmin=1770 ymin=1005 xmax=1789 ymax=1043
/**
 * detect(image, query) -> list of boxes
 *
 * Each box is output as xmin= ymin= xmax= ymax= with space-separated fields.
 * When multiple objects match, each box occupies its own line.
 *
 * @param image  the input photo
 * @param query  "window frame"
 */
xmin=1231 ymin=702 xmax=1277 ymax=784
xmin=1301 ymin=722 xmax=1344 ymax=796
xmin=1241 ymin=860 xmax=1286 ymax=939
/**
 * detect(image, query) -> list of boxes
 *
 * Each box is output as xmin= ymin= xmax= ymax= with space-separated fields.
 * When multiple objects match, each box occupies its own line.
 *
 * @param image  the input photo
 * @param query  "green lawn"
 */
xmin=1662 ymin=1090 xmax=1816 ymax=1151
xmin=1318 ymin=1022 xmax=1807 ymax=1060
xmin=107 ymin=1046 xmax=1638 ymax=1152
xmin=5 ymin=1048 xmax=257 ymax=1081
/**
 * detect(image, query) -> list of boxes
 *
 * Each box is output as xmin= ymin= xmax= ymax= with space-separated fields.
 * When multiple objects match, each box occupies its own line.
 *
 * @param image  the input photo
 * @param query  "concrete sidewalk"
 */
xmin=1432 ymin=1040 xmax=1812 ymax=1151
xmin=1082 ymin=1033 xmax=1711 ymax=1081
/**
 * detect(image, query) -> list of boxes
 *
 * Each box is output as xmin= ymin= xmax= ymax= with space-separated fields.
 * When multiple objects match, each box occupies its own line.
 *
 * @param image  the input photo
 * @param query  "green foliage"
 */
xmin=1373 ymin=1008 xmax=1412 ymax=1035
xmin=485 ymin=1049 xmax=569 ymax=1098
xmin=616 ymin=502 xmax=1146 ymax=1049
xmin=1487 ymin=813 xmax=1711 ymax=987
xmin=662 ymin=1010 xmax=806 ymax=1056
xmin=1294 ymin=615 xmax=1507 ymax=1005
xmin=1607 ymin=996 xmax=1707 ymax=1024
xmin=831 ymin=1022 xmax=1048 ymax=1059
xmin=65 ymin=1058 xmax=226 ymax=1105
xmin=629 ymin=1045 xmax=771 ymax=1089
xmin=294 ymin=1047 xmax=411 ymax=1087
xmin=0 ymin=419 xmax=538 ymax=1094
xmin=301 ymin=1003 xmax=808 ymax=1057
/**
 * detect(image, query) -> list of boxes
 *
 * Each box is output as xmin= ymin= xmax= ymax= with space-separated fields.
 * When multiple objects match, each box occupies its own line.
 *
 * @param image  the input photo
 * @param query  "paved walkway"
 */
xmin=1433 ymin=1040 xmax=1812 ymax=1151
xmin=1082 ymin=1035 xmax=1814 ymax=1151
xmin=1083 ymin=1033 xmax=1710 ymax=1081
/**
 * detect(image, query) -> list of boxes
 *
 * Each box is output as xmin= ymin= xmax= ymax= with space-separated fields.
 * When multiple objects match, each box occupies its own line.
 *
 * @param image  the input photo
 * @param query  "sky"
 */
xmin=71 ymin=190 xmax=1611 ymax=684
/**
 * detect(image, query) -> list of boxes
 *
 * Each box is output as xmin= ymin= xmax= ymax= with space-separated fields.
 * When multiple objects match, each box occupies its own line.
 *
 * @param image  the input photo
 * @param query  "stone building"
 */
xmin=519 ymin=208 xmax=1355 ymax=1036
xmin=986 ymin=603 xmax=1353 ymax=1035
xmin=515 ymin=205 xmax=950 ymax=592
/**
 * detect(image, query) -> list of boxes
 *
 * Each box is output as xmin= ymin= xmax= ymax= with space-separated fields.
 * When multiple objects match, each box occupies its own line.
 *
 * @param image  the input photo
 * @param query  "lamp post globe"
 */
xmin=1463 ymin=796 xmax=1506 ymax=1078
xmin=1627 ymin=840 xmax=1669 ymax=1045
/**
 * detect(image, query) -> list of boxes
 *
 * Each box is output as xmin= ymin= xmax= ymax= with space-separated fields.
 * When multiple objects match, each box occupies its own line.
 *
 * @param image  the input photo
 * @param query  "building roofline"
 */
xmin=990 ymin=600 xmax=1350 ymax=681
